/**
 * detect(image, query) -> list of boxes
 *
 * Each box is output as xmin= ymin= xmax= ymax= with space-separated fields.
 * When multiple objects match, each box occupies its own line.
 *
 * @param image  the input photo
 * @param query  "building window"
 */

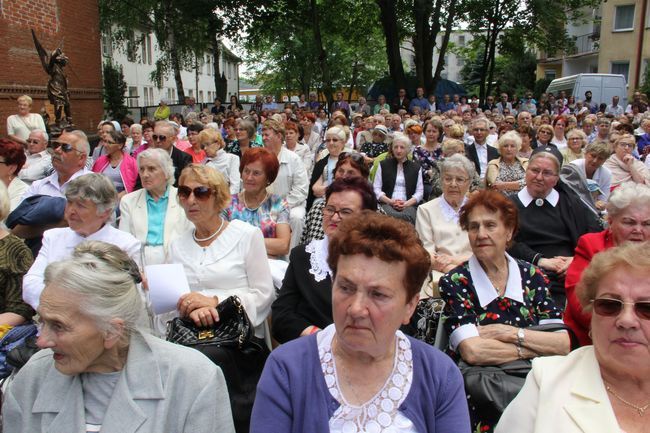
xmin=545 ymin=69 xmax=557 ymax=80
xmin=141 ymin=34 xmax=153 ymax=65
xmin=199 ymin=90 xmax=204 ymax=103
xmin=126 ymin=33 xmax=137 ymax=62
xmin=613 ymin=4 xmax=635 ymax=31
xmin=458 ymin=35 xmax=465 ymax=46
xmin=189 ymin=89 xmax=194 ymax=98
xmin=611 ymin=61 xmax=630 ymax=82
xmin=457 ymin=57 xmax=464 ymax=67
xmin=101 ymin=33 xmax=112 ymax=57
xmin=641 ymin=59 xmax=649 ymax=85
xmin=127 ymin=87 xmax=139 ymax=108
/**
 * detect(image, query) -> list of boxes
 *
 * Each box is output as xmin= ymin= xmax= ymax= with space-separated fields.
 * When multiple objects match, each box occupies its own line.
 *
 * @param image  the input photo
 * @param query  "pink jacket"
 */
xmin=92 ymin=152 xmax=139 ymax=193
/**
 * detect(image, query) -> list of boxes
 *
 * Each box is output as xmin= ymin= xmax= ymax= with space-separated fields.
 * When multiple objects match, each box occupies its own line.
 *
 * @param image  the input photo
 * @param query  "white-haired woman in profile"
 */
xmin=3 ymin=240 xmax=235 ymax=432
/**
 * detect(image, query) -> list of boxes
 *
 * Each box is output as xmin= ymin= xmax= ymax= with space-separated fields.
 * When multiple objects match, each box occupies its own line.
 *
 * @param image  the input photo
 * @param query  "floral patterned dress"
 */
xmin=439 ymin=256 xmax=563 ymax=433
xmin=224 ymin=193 xmax=289 ymax=239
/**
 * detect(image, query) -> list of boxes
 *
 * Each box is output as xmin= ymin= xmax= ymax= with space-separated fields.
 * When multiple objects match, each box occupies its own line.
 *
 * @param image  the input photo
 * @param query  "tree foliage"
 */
xmin=245 ymin=0 xmax=387 ymax=106
xmin=102 ymin=61 xmax=129 ymax=120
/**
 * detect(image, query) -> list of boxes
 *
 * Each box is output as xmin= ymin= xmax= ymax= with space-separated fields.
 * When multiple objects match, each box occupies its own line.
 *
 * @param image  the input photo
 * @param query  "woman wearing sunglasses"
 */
xmin=563 ymin=182 xmax=650 ymax=347
xmin=168 ymin=164 xmax=274 ymax=433
xmin=604 ymin=134 xmax=650 ymax=189
xmin=497 ymin=241 xmax=650 ymax=433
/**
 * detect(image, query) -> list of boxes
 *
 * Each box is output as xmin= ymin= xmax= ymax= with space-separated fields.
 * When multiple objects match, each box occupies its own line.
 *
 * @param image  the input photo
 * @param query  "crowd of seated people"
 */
xmin=1 ymin=88 xmax=649 ymax=433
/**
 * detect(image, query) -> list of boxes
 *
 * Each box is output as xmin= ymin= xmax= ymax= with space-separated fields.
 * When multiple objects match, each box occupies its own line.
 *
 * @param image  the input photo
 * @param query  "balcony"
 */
xmin=565 ymin=31 xmax=600 ymax=57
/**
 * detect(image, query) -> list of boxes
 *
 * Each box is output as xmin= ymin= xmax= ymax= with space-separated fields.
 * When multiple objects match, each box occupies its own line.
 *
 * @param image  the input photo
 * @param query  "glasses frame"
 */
xmin=177 ymin=185 xmax=214 ymax=201
xmin=591 ymin=298 xmax=650 ymax=321
xmin=52 ymin=141 xmax=83 ymax=154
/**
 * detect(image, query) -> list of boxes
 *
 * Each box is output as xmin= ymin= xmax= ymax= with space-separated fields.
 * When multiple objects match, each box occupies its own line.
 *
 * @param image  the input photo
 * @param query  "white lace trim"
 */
xmin=438 ymin=196 xmax=466 ymax=223
xmin=317 ymin=325 xmax=415 ymax=433
xmin=306 ymin=237 xmax=332 ymax=282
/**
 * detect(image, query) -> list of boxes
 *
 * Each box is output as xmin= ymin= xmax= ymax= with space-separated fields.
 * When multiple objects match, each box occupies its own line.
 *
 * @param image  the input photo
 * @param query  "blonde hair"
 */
xmin=178 ymin=164 xmax=231 ymax=211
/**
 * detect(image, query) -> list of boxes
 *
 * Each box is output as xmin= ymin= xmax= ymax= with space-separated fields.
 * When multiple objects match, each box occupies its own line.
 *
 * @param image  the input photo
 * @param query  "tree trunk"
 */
xmin=169 ymin=35 xmax=185 ymax=104
xmin=413 ymin=0 xmax=430 ymax=89
xmin=348 ymin=59 xmax=360 ymax=104
xmin=376 ymin=0 xmax=406 ymax=91
xmin=310 ymin=0 xmax=333 ymax=110
xmin=430 ymin=0 xmax=457 ymax=95
xmin=485 ymin=24 xmax=500 ymax=100
xmin=211 ymin=38 xmax=222 ymax=99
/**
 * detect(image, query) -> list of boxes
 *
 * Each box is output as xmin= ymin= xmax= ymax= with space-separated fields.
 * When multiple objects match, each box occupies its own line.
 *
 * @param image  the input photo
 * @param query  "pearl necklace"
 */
xmin=605 ymin=382 xmax=650 ymax=416
xmin=242 ymin=190 xmax=268 ymax=211
xmin=192 ymin=218 xmax=225 ymax=243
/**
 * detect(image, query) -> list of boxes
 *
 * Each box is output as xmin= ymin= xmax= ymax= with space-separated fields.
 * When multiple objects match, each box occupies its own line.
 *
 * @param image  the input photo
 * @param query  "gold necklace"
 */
xmin=605 ymin=382 xmax=650 ymax=416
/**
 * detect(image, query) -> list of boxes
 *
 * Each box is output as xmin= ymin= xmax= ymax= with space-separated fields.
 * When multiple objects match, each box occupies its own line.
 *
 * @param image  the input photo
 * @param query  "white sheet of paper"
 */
xmin=145 ymin=264 xmax=190 ymax=314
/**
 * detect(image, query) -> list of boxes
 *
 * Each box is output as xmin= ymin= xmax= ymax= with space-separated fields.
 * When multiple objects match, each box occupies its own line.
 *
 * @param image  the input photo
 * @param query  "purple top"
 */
xmin=250 ymin=332 xmax=471 ymax=433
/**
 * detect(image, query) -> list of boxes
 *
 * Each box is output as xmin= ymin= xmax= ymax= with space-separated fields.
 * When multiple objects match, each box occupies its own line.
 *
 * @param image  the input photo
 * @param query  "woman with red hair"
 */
xmin=0 ymin=138 xmax=28 ymax=210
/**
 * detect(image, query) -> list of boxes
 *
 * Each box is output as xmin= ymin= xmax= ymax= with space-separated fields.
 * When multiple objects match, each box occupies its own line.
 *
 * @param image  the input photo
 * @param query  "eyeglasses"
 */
xmin=591 ymin=298 xmax=650 ymax=320
xmin=618 ymin=142 xmax=634 ymax=149
xmin=323 ymin=205 xmax=355 ymax=219
xmin=177 ymin=185 xmax=214 ymax=201
xmin=52 ymin=141 xmax=82 ymax=154
xmin=527 ymin=167 xmax=558 ymax=178
xmin=442 ymin=175 xmax=469 ymax=185
xmin=569 ymin=137 xmax=583 ymax=142
xmin=26 ymin=139 xmax=41 ymax=144
xmin=0 ymin=160 xmax=6 ymax=165
xmin=338 ymin=152 xmax=365 ymax=164
xmin=152 ymin=134 xmax=168 ymax=142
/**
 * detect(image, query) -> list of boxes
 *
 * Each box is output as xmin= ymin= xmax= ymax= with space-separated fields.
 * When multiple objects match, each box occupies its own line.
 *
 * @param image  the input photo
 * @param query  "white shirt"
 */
xmin=286 ymin=143 xmax=313 ymax=177
xmin=22 ymin=168 xmax=92 ymax=200
xmin=6 ymin=113 xmax=46 ymax=141
xmin=168 ymin=220 xmax=274 ymax=337
xmin=570 ymin=158 xmax=611 ymax=202
xmin=269 ymin=148 xmax=308 ymax=209
xmin=18 ymin=150 xmax=52 ymax=184
xmin=23 ymin=224 xmax=142 ymax=309
xmin=373 ymin=163 xmax=424 ymax=203
xmin=475 ymin=141 xmax=489 ymax=179
xmin=518 ymin=187 xmax=560 ymax=207
xmin=8 ymin=177 xmax=28 ymax=211
xmin=205 ymin=150 xmax=241 ymax=194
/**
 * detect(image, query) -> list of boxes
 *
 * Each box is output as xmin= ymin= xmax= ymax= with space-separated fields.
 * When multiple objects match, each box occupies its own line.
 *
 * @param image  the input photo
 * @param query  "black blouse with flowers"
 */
xmin=440 ymin=258 xmax=562 ymax=348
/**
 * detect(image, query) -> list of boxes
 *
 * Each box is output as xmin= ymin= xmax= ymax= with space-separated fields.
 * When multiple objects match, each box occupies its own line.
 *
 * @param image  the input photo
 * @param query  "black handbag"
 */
xmin=165 ymin=295 xmax=254 ymax=348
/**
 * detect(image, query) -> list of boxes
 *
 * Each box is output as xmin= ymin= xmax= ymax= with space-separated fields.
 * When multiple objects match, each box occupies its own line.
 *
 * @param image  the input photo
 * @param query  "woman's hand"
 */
xmin=177 ymin=293 xmax=218 ymax=317
xmin=392 ymin=199 xmax=405 ymax=210
xmin=478 ymin=323 xmax=518 ymax=344
xmin=189 ymin=306 xmax=220 ymax=327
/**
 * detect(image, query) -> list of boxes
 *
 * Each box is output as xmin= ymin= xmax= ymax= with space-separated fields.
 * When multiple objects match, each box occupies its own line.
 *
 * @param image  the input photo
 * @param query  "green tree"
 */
xmin=640 ymin=62 xmax=650 ymax=98
xmin=102 ymin=61 xmax=129 ymax=120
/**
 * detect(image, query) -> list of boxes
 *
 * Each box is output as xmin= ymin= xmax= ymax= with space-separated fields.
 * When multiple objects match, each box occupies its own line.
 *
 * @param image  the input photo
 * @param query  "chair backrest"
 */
xmin=433 ymin=308 xmax=448 ymax=351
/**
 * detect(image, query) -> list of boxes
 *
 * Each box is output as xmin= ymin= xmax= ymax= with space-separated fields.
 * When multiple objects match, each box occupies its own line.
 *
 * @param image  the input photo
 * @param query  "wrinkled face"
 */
xmin=326 ymin=133 xmax=345 ymax=157
xmin=591 ymin=268 xmax=650 ymax=379
xmin=131 ymin=129 xmax=142 ymax=144
xmin=568 ymin=135 xmax=583 ymax=153
xmin=241 ymin=160 xmax=268 ymax=194
xmin=332 ymin=254 xmax=417 ymax=359
xmin=17 ymin=99 xmax=31 ymax=115
xmin=65 ymin=199 xmax=110 ymax=237
xmin=391 ymin=116 xmax=401 ymax=130
xmin=139 ymin=158 xmax=168 ymax=193
xmin=334 ymin=161 xmax=362 ymax=181
xmin=143 ymin=127 xmax=153 ymax=143
xmin=102 ymin=135 xmax=123 ymax=155
xmin=323 ymin=190 xmax=363 ymax=236
xmin=537 ymin=128 xmax=552 ymax=143
xmin=500 ymin=139 xmax=518 ymax=159
xmin=615 ymin=139 xmax=635 ymax=160
xmin=178 ymin=178 xmax=218 ymax=225
xmin=441 ymin=167 xmax=470 ymax=204
xmin=261 ymin=128 xmax=282 ymax=148
xmin=525 ymin=157 xmax=559 ymax=198
xmin=52 ymin=132 xmax=86 ymax=174
xmin=37 ymin=285 xmax=115 ymax=375
xmin=598 ymin=123 xmax=610 ymax=137
xmin=518 ymin=113 xmax=532 ymax=127
xmin=152 ymin=125 xmax=175 ymax=151
xmin=27 ymin=131 xmax=47 ymax=154
xmin=285 ymin=129 xmax=298 ymax=145
xmin=392 ymin=141 xmax=408 ymax=161
xmin=609 ymin=204 xmax=650 ymax=244
xmin=467 ymin=206 xmax=513 ymax=263
xmin=584 ymin=151 xmax=607 ymax=173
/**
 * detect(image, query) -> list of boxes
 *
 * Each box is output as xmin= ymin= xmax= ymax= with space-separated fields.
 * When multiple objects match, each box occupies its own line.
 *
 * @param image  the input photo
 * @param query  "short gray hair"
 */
xmin=584 ymin=141 xmax=611 ymax=160
xmin=607 ymin=182 xmax=650 ymax=218
xmin=67 ymin=130 xmax=90 ymax=156
xmin=65 ymin=173 xmax=118 ymax=214
xmin=529 ymin=151 xmax=560 ymax=173
xmin=130 ymin=124 xmax=142 ymax=134
xmin=31 ymin=128 xmax=49 ymax=142
xmin=137 ymin=148 xmax=175 ymax=186
xmin=497 ymin=130 xmax=522 ymax=152
xmin=326 ymin=126 xmax=346 ymax=142
xmin=391 ymin=132 xmax=412 ymax=153
xmin=440 ymin=154 xmax=475 ymax=180
xmin=43 ymin=240 xmax=143 ymax=339
xmin=566 ymin=128 xmax=587 ymax=142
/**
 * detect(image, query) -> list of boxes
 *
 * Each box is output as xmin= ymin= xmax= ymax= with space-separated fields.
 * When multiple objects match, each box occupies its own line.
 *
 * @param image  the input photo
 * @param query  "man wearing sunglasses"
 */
xmin=18 ymin=129 xmax=52 ymax=185
xmin=22 ymin=130 xmax=91 ymax=200
xmin=148 ymin=121 xmax=191 ymax=186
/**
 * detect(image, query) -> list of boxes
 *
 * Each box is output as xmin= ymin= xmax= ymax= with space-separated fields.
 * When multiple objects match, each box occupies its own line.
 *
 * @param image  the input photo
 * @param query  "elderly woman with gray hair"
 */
xmin=4 ymin=240 xmax=235 ymax=433
xmin=23 ymin=173 xmax=141 ymax=310
xmin=485 ymin=130 xmax=529 ymax=197
xmin=373 ymin=132 xmax=423 ymax=223
xmin=119 ymin=148 xmax=192 ymax=266
xmin=416 ymin=154 xmax=475 ymax=298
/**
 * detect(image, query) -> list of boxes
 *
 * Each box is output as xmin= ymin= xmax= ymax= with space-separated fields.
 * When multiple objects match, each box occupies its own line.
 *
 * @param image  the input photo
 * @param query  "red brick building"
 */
xmin=0 ymin=0 xmax=103 ymax=135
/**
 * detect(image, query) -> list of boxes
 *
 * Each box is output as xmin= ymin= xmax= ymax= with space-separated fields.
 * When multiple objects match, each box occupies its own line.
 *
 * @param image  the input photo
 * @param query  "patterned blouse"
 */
xmin=224 ymin=139 xmax=262 ymax=158
xmin=360 ymin=141 xmax=388 ymax=158
xmin=413 ymin=144 xmax=442 ymax=184
xmin=224 ymin=193 xmax=289 ymax=239
xmin=494 ymin=160 xmax=526 ymax=197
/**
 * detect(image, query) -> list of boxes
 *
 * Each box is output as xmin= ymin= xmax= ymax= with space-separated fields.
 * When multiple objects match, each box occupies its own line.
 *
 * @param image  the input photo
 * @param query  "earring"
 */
xmin=588 ymin=330 xmax=592 ymax=339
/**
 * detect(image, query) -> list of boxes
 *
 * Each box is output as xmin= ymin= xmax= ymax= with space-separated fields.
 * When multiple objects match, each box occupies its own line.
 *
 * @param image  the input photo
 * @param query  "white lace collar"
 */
xmin=468 ymin=253 xmax=524 ymax=308
xmin=438 ymin=196 xmax=466 ymax=223
xmin=305 ymin=236 xmax=332 ymax=282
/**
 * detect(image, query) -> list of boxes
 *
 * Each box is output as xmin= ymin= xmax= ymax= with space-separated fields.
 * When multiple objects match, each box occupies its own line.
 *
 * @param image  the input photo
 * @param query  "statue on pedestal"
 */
xmin=31 ymin=29 xmax=72 ymax=129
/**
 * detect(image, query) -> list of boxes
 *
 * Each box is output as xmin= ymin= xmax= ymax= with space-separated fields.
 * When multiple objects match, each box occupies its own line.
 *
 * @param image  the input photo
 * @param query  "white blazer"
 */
xmin=496 ymin=346 xmax=622 ymax=433
xmin=118 ymin=186 xmax=193 ymax=255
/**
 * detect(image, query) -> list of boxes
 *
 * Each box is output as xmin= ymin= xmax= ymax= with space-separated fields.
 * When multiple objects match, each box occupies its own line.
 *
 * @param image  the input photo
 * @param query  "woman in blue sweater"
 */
xmin=251 ymin=212 xmax=470 ymax=433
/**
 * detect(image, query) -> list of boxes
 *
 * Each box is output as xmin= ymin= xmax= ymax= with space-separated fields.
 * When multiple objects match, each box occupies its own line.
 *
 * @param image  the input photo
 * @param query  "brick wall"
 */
xmin=0 ymin=0 xmax=103 ymax=135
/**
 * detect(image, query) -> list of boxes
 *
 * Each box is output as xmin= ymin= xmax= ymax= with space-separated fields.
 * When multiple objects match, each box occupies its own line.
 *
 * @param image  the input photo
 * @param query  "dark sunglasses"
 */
xmin=177 ymin=185 xmax=214 ymax=201
xmin=52 ymin=141 xmax=82 ymax=153
xmin=338 ymin=152 xmax=365 ymax=164
xmin=591 ymin=298 xmax=650 ymax=320
xmin=26 ymin=139 xmax=42 ymax=144
xmin=152 ymin=134 xmax=168 ymax=142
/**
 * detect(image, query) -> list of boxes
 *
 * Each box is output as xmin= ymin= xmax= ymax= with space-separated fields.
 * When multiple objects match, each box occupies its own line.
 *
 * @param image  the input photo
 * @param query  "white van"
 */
xmin=545 ymin=74 xmax=627 ymax=108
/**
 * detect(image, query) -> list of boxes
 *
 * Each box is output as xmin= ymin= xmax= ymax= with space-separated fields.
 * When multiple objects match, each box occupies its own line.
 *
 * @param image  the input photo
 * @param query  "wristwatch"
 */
xmin=517 ymin=328 xmax=525 ymax=346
